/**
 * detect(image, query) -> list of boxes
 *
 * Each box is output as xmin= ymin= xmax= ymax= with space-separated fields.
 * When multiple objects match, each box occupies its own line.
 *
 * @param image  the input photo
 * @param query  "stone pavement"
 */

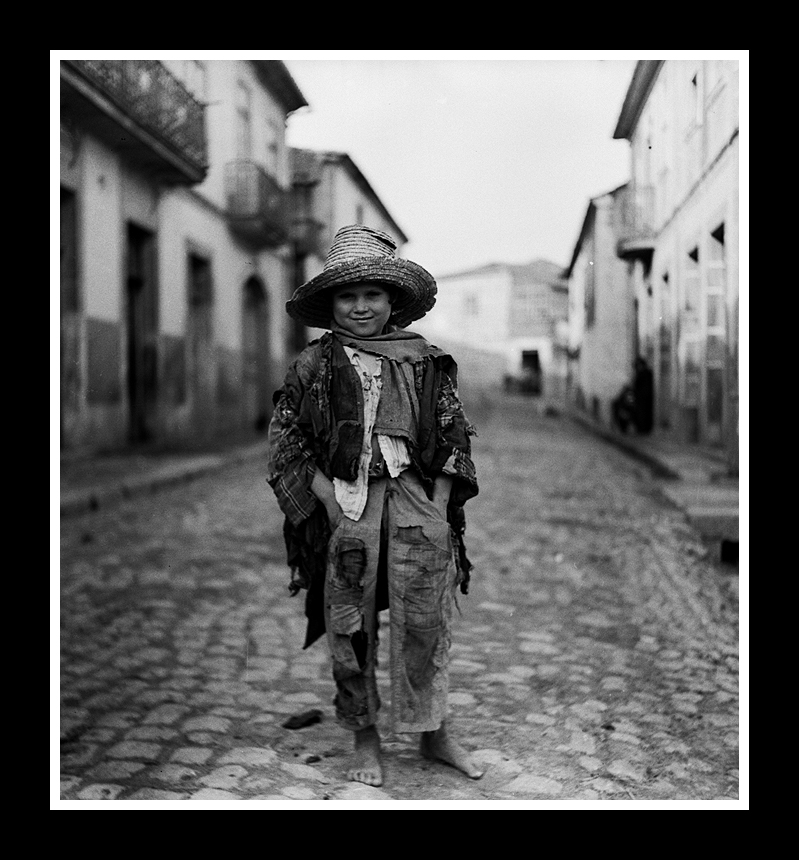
xmin=57 ymin=396 xmax=743 ymax=807
xmin=59 ymin=438 xmax=272 ymax=519
xmin=60 ymin=404 xmax=742 ymax=553
xmin=568 ymin=410 xmax=741 ymax=554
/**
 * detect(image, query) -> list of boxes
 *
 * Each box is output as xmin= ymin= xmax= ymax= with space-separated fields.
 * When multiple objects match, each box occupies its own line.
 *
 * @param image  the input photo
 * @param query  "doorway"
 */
xmin=704 ymin=224 xmax=726 ymax=446
xmin=242 ymin=276 xmax=270 ymax=431
xmin=126 ymin=223 xmax=158 ymax=444
xmin=520 ymin=350 xmax=542 ymax=394
xmin=187 ymin=252 xmax=215 ymax=433
xmin=61 ymin=188 xmax=80 ymax=448
xmin=658 ymin=272 xmax=674 ymax=429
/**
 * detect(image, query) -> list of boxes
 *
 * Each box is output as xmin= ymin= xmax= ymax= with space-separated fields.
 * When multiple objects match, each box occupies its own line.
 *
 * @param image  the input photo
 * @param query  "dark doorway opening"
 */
xmin=61 ymin=188 xmax=80 ymax=448
xmin=242 ymin=276 xmax=270 ymax=431
xmin=126 ymin=223 xmax=158 ymax=444
xmin=520 ymin=350 xmax=542 ymax=395
xmin=187 ymin=252 xmax=215 ymax=435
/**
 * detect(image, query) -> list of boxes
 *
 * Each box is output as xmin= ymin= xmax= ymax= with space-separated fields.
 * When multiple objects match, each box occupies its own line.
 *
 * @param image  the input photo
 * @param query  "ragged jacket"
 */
xmin=267 ymin=331 xmax=479 ymax=648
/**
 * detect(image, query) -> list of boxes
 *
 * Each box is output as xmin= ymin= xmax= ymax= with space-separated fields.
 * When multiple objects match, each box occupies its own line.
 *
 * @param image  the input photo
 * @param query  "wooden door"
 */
xmin=242 ymin=277 xmax=270 ymax=430
xmin=187 ymin=252 xmax=215 ymax=433
xmin=126 ymin=224 xmax=158 ymax=443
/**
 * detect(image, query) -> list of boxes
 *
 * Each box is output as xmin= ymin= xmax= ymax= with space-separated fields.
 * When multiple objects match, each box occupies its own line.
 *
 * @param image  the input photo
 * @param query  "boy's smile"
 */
xmin=332 ymin=283 xmax=394 ymax=337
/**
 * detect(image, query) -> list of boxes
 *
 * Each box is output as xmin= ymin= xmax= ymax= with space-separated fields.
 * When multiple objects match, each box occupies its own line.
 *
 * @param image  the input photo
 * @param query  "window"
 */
xmin=186 ymin=251 xmax=215 ymax=415
xmin=60 ymin=188 xmax=79 ymax=313
xmin=266 ymin=118 xmax=280 ymax=177
xmin=684 ymin=341 xmax=701 ymax=406
xmin=659 ymin=271 xmax=671 ymax=332
xmin=690 ymin=69 xmax=703 ymax=127
xmin=512 ymin=287 xmax=543 ymax=326
xmin=236 ymin=81 xmax=252 ymax=159
xmin=685 ymin=246 xmax=700 ymax=311
xmin=680 ymin=245 xmax=701 ymax=407
xmin=584 ymin=259 xmax=595 ymax=328
xmin=705 ymin=224 xmax=726 ymax=426
xmin=684 ymin=68 xmax=704 ymax=182
xmin=188 ymin=252 xmax=213 ymax=308
xmin=658 ymin=270 xmax=674 ymax=425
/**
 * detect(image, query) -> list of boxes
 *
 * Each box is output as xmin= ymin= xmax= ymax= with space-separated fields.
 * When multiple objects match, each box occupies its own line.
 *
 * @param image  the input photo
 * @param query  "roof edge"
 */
xmin=439 ymin=259 xmax=565 ymax=282
xmin=612 ymin=60 xmax=664 ymax=140
xmin=252 ymin=60 xmax=308 ymax=113
xmin=320 ymin=150 xmax=409 ymax=245
xmin=564 ymin=201 xmax=597 ymax=279
xmin=564 ymin=182 xmax=630 ymax=278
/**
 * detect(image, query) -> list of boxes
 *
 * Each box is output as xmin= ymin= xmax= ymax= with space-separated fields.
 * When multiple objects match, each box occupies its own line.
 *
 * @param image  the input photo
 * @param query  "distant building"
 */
xmin=564 ymin=184 xmax=636 ymax=423
xmin=613 ymin=60 xmax=740 ymax=468
xmin=60 ymin=59 xmax=306 ymax=452
xmin=289 ymin=148 xmax=408 ymax=347
xmin=416 ymin=261 xmax=568 ymax=401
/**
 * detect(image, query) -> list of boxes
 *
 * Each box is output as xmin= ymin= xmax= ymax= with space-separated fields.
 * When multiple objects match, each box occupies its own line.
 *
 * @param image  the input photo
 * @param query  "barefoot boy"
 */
xmin=267 ymin=225 xmax=483 ymax=786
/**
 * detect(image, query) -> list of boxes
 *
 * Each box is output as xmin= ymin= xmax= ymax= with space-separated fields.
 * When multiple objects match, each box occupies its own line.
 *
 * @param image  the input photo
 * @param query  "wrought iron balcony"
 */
xmin=225 ymin=160 xmax=289 ymax=247
xmin=60 ymin=59 xmax=208 ymax=185
xmin=616 ymin=183 xmax=655 ymax=262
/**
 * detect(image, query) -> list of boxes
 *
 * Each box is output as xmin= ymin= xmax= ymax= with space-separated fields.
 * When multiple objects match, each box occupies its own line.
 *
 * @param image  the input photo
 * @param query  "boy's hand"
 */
xmin=325 ymin=501 xmax=345 ymax=531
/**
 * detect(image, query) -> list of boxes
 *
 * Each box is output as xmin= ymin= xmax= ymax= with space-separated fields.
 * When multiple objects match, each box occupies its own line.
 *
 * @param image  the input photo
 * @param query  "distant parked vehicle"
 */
xmin=504 ymin=367 xmax=541 ymax=395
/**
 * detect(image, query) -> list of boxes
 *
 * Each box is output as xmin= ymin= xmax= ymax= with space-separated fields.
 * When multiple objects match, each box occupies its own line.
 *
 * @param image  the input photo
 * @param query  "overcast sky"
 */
xmin=53 ymin=50 xmax=746 ymax=279
xmin=283 ymin=53 xmax=640 ymax=277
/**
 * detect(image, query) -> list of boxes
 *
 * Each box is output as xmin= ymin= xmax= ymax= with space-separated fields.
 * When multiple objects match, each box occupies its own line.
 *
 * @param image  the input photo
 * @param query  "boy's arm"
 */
xmin=267 ymin=349 xmax=325 ymax=526
xmin=435 ymin=367 xmax=478 ymax=507
xmin=432 ymin=474 xmax=453 ymax=518
xmin=310 ymin=470 xmax=344 ymax=529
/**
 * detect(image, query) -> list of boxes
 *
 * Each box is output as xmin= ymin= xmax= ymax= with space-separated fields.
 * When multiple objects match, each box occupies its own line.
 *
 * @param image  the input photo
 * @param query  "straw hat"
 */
xmin=286 ymin=225 xmax=437 ymax=329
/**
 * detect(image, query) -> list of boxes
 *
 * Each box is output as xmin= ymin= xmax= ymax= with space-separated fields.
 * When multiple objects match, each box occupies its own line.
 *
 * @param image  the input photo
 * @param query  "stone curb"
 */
xmin=566 ymin=411 xmax=681 ymax=480
xmin=567 ymin=411 xmax=738 ymax=547
xmin=60 ymin=441 xmax=270 ymax=519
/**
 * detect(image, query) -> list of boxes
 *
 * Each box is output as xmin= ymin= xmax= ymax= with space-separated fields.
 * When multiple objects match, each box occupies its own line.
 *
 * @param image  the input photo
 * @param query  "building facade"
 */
xmin=60 ymin=59 xmax=307 ymax=452
xmin=289 ymin=148 xmax=409 ymax=346
xmin=416 ymin=261 xmax=568 ymax=400
xmin=564 ymin=184 xmax=637 ymax=423
xmin=613 ymin=60 xmax=740 ymax=468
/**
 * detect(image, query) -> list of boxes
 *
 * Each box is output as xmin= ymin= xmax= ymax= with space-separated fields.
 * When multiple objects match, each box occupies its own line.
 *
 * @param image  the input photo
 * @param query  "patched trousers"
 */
xmin=324 ymin=469 xmax=457 ymax=734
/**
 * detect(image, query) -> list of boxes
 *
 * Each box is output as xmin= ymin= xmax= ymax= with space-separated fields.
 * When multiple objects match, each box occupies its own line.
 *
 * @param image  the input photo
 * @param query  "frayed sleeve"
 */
xmin=267 ymin=364 xmax=319 ymax=526
xmin=436 ymin=369 xmax=478 ymax=506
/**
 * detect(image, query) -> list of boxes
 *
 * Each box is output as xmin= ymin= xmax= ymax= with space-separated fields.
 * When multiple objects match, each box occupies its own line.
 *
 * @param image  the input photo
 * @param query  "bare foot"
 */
xmin=347 ymin=725 xmax=383 ymax=786
xmin=420 ymin=722 xmax=484 ymax=779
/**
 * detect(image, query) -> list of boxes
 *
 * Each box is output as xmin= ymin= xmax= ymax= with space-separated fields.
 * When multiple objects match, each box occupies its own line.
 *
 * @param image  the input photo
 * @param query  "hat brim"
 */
xmin=286 ymin=257 xmax=437 ymax=329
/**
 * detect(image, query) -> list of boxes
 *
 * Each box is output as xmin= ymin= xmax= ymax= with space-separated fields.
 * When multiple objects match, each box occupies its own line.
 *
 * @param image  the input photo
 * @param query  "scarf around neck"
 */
xmin=331 ymin=325 xmax=444 ymax=364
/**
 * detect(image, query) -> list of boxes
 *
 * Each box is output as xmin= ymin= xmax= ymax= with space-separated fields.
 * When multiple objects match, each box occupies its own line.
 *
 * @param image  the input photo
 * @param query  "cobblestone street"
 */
xmin=57 ymin=395 xmax=742 ymax=805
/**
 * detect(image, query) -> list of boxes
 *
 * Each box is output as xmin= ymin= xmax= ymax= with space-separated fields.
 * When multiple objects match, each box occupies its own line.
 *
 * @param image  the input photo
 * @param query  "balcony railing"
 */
xmin=61 ymin=59 xmax=208 ymax=184
xmin=225 ymin=160 xmax=288 ymax=247
xmin=616 ymin=183 xmax=655 ymax=261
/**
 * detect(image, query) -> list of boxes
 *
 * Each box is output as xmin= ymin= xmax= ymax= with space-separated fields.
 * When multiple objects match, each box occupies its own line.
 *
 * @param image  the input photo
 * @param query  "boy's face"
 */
xmin=332 ymin=282 xmax=393 ymax=337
